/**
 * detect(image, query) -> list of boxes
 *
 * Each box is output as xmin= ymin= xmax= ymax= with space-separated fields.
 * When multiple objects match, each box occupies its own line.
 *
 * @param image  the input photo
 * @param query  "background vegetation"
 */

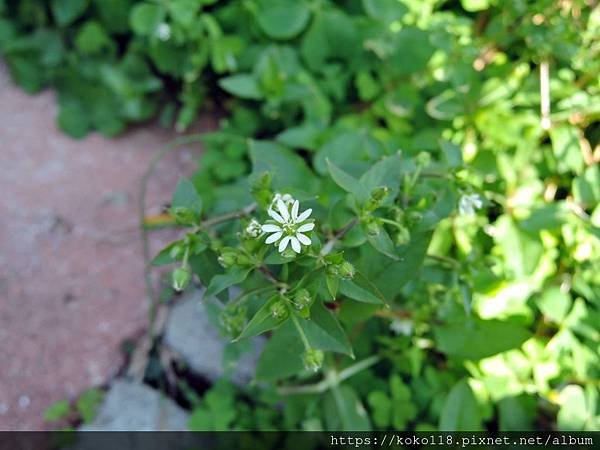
xmin=2 ymin=0 xmax=599 ymax=432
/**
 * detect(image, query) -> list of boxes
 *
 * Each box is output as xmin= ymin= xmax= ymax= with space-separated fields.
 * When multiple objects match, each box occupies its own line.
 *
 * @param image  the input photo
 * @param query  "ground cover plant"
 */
xmin=4 ymin=0 xmax=599 ymax=432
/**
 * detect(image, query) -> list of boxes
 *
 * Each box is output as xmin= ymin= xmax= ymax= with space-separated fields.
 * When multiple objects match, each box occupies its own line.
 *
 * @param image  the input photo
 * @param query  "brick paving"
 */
xmin=0 ymin=63 xmax=213 ymax=430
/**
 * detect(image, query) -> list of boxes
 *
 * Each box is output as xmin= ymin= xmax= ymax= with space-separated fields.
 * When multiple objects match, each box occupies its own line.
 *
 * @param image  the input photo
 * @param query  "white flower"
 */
xmin=390 ymin=318 xmax=413 ymax=336
xmin=155 ymin=23 xmax=171 ymax=41
xmin=458 ymin=193 xmax=483 ymax=216
xmin=245 ymin=219 xmax=262 ymax=238
xmin=261 ymin=197 xmax=314 ymax=254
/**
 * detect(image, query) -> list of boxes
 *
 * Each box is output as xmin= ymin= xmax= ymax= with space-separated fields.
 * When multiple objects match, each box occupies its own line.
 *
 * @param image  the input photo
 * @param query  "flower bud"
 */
xmin=244 ymin=219 xmax=262 ymax=239
xmin=293 ymin=289 xmax=312 ymax=310
xmin=415 ymin=151 xmax=431 ymax=168
xmin=395 ymin=226 xmax=411 ymax=245
xmin=302 ymin=348 xmax=324 ymax=372
xmin=338 ymin=261 xmax=355 ymax=279
xmin=365 ymin=186 xmax=389 ymax=211
xmin=169 ymin=206 xmax=198 ymax=226
xmin=217 ymin=248 xmax=238 ymax=268
xmin=365 ymin=221 xmax=381 ymax=237
xmin=270 ymin=300 xmax=288 ymax=319
xmin=172 ymin=266 xmax=191 ymax=292
xmin=251 ymin=171 xmax=273 ymax=191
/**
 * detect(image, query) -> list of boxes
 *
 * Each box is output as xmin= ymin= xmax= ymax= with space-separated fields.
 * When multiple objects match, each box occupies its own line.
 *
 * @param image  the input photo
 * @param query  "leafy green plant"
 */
xmin=6 ymin=0 xmax=599 ymax=432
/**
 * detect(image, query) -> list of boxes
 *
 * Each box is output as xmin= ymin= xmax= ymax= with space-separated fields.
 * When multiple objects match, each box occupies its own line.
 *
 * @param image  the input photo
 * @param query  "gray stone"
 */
xmin=164 ymin=289 xmax=263 ymax=386
xmin=80 ymin=380 xmax=188 ymax=431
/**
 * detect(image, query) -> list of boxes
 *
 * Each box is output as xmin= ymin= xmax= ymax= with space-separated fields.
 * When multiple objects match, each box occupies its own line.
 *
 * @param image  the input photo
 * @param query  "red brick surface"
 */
xmin=0 ymin=63 xmax=213 ymax=430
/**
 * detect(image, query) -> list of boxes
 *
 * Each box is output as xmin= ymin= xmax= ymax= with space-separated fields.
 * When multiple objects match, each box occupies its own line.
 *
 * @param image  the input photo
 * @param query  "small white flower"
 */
xmin=261 ymin=197 xmax=314 ymax=254
xmin=458 ymin=193 xmax=483 ymax=216
xmin=390 ymin=318 xmax=413 ymax=336
xmin=155 ymin=23 xmax=171 ymax=41
xmin=245 ymin=219 xmax=262 ymax=238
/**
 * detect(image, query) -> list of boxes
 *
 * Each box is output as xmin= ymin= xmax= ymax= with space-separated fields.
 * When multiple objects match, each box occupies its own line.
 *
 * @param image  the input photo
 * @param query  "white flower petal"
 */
xmin=296 ymin=208 xmax=312 ymax=222
xmin=291 ymin=200 xmax=299 ymax=221
xmin=278 ymin=236 xmax=291 ymax=253
xmin=290 ymin=236 xmax=301 ymax=253
xmin=265 ymin=232 xmax=283 ymax=244
xmin=297 ymin=222 xmax=315 ymax=232
xmin=268 ymin=208 xmax=286 ymax=223
xmin=277 ymin=199 xmax=290 ymax=222
xmin=296 ymin=233 xmax=311 ymax=245
xmin=261 ymin=224 xmax=281 ymax=233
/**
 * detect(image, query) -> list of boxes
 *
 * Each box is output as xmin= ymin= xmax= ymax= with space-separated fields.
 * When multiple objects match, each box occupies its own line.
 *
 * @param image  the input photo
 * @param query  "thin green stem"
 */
xmin=140 ymin=134 xmax=206 ymax=324
xmin=277 ymin=355 xmax=382 ymax=395
xmin=290 ymin=313 xmax=311 ymax=351
xmin=379 ymin=217 xmax=404 ymax=229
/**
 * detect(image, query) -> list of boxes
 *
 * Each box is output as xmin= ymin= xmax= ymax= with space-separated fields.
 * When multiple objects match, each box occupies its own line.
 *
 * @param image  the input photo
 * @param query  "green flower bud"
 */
xmin=395 ymin=226 xmax=411 ymax=245
xmin=172 ymin=266 xmax=191 ymax=292
xmin=302 ymin=348 xmax=324 ymax=372
xmin=365 ymin=221 xmax=381 ymax=237
xmin=293 ymin=289 xmax=312 ymax=310
xmin=415 ymin=151 xmax=431 ymax=168
xmin=217 ymin=248 xmax=238 ymax=268
xmin=169 ymin=206 xmax=198 ymax=226
xmin=338 ymin=261 xmax=355 ymax=279
xmin=270 ymin=300 xmax=289 ymax=319
xmin=365 ymin=186 xmax=389 ymax=211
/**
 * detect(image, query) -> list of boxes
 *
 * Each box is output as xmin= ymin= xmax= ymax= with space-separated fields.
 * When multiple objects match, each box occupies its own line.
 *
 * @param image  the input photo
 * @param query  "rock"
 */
xmin=80 ymin=380 xmax=188 ymax=431
xmin=163 ymin=289 xmax=263 ymax=386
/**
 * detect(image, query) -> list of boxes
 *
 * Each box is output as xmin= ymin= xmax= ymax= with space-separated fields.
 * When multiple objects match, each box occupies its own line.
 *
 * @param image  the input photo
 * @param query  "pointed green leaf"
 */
xmin=236 ymin=295 xmax=288 ymax=340
xmin=204 ymin=267 xmax=251 ymax=298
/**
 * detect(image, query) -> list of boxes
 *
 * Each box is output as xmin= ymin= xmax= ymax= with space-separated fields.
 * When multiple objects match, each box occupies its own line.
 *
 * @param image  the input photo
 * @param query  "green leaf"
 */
xmin=44 ymin=400 xmax=71 ymax=422
xmin=325 ymin=275 xmax=339 ymax=300
xmin=434 ymin=318 xmax=532 ymax=360
xmin=537 ymin=287 xmax=572 ymax=323
xmin=359 ymin=232 xmax=432 ymax=299
xmin=172 ymin=177 xmax=202 ymax=217
xmin=389 ymin=27 xmax=434 ymax=76
xmin=51 ymin=0 xmax=89 ymax=26
xmin=573 ymin=164 xmax=600 ymax=209
xmin=236 ymin=296 xmax=288 ymax=340
xmin=301 ymin=300 xmax=353 ymax=357
xmin=256 ymin=321 xmax=304 ymax=381
xmin=325 ymin=385 xmax=371 ymax=431
xmin=461 ymin=0 xmax=490 ymax=12
xmin=390 ymin=375 xmax=417 ymax=430
xmin=326 ymin=158 xmax=368 ymax=202
xmin=205 ymin=267 xmax=251 ymax=298
xmin=550 ymin=124 xmax=585 ymax=174
xmin=498 ymin=395 xmax=536 ymax=431
xmin=362 ymin=0 xmax=407 ymax=22
xmin=339 ymin=279 xmax=384 ymax=304
xmin=130 ymin=3 xmax=165 ymax=36
xmin=439 ymin=380 xmax=482 ymax=431
xmin=249 ymin=140 xmax=319 ymax=193
xmin=57 ymin=100 xmax=90 ymax=139
xmin=367 ymin=391 xmax=391 ymax=428
xmin=74 ymin=21 xmax=111 ymax=55
xmin=76 ymin=388 xmax=104 ymax=424
xmin=256 ymin=0 xmax=311 ymax=40
xmin=367 ymin=227 xmax=399 ymax=260
xmin=219 ymin=74 xmax=263 ymax=100
xmin=557 ymin=385 xmax=588 ymax=431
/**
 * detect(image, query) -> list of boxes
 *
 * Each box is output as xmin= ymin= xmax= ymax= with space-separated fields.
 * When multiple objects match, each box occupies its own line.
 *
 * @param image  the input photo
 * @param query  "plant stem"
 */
xmin=277 ymin=355 xmax=382 ymax=395
xmin=140 ymin=134 xmax=206 ymax=323
xmin=321 ymin=218 xmax=358 ymax=256
xmin=200 ymin=202 xmax=257 ymax=228
xmin=290 ymin=312 xmax=311 ymax=351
